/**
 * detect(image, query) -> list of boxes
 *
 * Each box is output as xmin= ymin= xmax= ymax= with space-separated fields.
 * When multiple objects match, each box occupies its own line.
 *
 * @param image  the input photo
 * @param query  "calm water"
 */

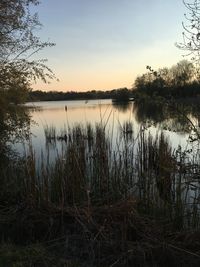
xmin=17 ymin=99 xmax=192 ymax=158
xmin=15 ymin=99 xmax=198 ymax=205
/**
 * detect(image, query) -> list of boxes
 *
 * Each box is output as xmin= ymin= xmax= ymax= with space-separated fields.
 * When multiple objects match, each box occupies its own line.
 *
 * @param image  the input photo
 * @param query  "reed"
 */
xmin=7 ymin=123 xmax=200 ymax=224
xmin=1 ymin=123 xmax=200 ymax=265
xmin=44 ymin=124 xmax=56 ymax=142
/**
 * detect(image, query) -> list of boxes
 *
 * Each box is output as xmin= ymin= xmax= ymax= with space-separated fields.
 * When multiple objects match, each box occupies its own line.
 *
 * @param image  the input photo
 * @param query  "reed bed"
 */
xmin=1 ymin=123 xmax=200 ymax=265
xmin=2 ymin=122 xmax=200 ymax=224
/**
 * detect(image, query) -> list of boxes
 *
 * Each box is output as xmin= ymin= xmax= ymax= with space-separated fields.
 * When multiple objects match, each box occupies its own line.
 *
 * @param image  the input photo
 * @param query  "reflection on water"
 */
xmin=133 ymin=100 xmax=194 ymax=134
xmin=23 ymin=100 xmax=137 ymax=156
xmin=19 ymin=98 xmax=200 ymax=158
xmin=12 ymin=99 xmax=200 ymax=225
xmin=112 ymin=101 xmax=132 ymax=113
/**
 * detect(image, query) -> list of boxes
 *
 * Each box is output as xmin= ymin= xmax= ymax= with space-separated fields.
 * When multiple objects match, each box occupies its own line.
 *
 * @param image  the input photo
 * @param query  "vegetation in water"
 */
xmin=1 ymin=122 xmax=200 ymax=265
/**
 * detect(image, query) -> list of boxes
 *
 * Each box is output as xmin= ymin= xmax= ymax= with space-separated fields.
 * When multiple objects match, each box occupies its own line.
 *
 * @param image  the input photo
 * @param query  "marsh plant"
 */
xmin=2 ymin=123 xmax=200 ymax=225
xmin=2 ymin=122 xmax=200 ymax=265
xmin=44 ymin=124 xmax=57 ymax=142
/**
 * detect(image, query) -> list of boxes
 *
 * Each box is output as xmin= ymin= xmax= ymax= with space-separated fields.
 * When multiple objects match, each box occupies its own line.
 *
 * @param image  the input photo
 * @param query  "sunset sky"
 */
xmin=32 ymin=0 xmax=187 ymax=92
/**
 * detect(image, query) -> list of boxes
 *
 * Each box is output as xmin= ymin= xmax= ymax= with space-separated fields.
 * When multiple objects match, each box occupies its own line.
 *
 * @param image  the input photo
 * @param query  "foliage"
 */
xmin=0 ymin=0 xmax=55 ymax=86
xmin=28 ymin=87 xmax=133 ymax=101
xmin=112 ymin=87 xmax=131 ymax=101
xmin=133 ymin=60 xmax=198 ymax=98
xmin=0 ymin=0 xmax=55 ymax=146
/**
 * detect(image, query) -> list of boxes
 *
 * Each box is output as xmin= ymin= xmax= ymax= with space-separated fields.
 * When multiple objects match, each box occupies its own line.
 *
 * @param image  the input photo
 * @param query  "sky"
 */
xmin=32 ymin=0 xmax=187 ymax=92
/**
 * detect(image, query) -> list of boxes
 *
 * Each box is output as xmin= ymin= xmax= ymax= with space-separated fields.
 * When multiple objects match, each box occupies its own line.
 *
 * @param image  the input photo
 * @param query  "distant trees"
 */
xmin=112 ymin=88 xmax=130 ymax=101
xmin=29 ymin=88 xmax=132 ymax=102
xmin=133 ymin=60 xmax=198 ymax=98
xmin=134 ymin=0 xmax=200 ymax=99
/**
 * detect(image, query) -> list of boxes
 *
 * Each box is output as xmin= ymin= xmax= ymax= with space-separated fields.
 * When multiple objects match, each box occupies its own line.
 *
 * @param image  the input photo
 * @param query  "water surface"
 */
xmin=19 ymin=99 xmax=192 ymax=158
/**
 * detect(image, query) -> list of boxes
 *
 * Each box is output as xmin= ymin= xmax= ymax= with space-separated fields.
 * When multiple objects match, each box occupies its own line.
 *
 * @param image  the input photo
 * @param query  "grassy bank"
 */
xmin=1 ymin=123 xmax=200 ymax=266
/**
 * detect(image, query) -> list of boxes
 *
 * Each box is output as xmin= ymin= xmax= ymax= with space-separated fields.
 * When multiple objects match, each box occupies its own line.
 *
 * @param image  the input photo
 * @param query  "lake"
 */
xmin=12 ymin=98 xmax=200 ymax=224
xmin=18 ymin=99 xmax=192 ymax=160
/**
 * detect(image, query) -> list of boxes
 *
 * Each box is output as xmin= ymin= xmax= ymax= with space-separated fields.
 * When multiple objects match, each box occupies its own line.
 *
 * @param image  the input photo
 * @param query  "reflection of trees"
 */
xmin=0 ymin=106 xmax=31 ymax=162
xmin=133 ymin=99 xmax=196 ymax=134
xmin=1 ymin=106 xmax=30 ymax=139
xmin=133 ymin=100 xmax=166 ymax=123
xmin=112 ymin=101 xmax=132 ymax=113
xmin=161 ymin=117 xmax=190 ymax=135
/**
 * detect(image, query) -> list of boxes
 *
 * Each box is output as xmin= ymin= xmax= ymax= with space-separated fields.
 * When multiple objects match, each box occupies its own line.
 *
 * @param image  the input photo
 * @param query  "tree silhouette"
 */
xmin=176 ymin=0 xmax=200 ymax=74
xmin=0 ymin=0 xmax=56 ymax=103
xmin=0 ymin=0 xmax=56 ymax=146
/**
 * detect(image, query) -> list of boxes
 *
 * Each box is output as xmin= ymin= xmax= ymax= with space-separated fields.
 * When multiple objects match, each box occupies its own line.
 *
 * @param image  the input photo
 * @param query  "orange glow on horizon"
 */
xmin=32 ymin=71 xmax=136 ymax=92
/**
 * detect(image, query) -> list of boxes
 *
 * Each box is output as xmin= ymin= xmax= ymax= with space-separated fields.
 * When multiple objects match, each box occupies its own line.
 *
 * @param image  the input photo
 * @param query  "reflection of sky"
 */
xmin=17 ymin=100 xmax=191 ymax=160
xmin=31 ymin=0 xmax=186 ymax=91
xmin=26 ymin=99 xmax=112 ymax=110
xmin=27 ymin=100 xmax=137 ymax=139
xmin=15 ymin=100 xmax=197 ymax=208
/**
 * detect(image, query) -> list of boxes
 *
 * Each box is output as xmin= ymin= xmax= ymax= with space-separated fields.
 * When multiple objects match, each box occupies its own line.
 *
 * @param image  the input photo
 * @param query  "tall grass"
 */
xmin=2 ymin=122 xmax=200 ymax=266
xmin=2 ymin=123 xmax=200 ymax=225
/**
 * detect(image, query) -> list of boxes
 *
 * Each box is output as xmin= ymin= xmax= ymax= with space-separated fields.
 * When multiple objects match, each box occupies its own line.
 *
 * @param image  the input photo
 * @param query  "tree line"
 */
xmin=30 ymin=59 xmax=200 ymax=102
xmin=133 ymin=60 xmax=200 ymax=98
xmin=28 ymin=87 xmax=132 ymax=101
